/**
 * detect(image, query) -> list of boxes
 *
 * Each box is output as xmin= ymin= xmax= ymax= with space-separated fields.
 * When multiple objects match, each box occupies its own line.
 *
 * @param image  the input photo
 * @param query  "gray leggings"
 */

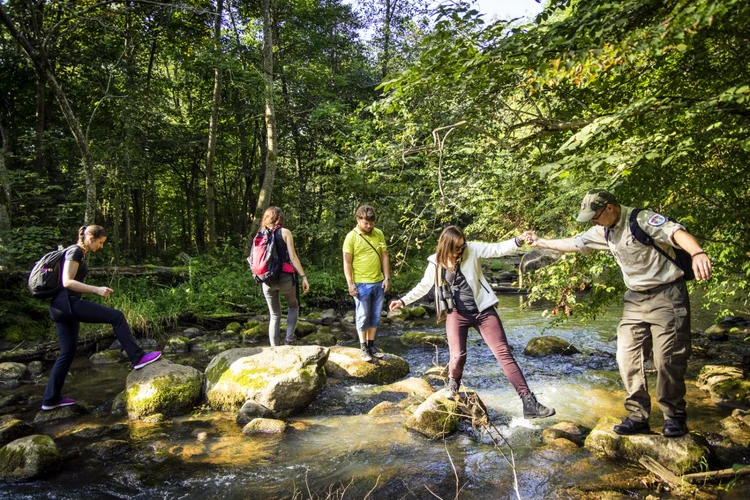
xmin=262 ymin=273 xmax=299 ymax=346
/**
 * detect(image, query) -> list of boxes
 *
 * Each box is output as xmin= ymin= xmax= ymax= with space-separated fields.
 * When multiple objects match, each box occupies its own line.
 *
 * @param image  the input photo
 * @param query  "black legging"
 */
xmin=42 ymin=291 xmax=144 ymax=405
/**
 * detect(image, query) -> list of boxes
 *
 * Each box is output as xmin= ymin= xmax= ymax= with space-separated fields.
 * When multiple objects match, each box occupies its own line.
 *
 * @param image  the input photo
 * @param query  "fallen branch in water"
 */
xmin=683 ymin=465 xmax=750 ymax=484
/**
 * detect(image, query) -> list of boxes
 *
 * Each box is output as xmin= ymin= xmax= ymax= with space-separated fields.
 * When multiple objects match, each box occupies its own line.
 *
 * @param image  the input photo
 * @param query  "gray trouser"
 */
xmin=617 ymin=280 xmax=691 ymax=422
xmin=262 ymin=273 xmax=299 ymax=346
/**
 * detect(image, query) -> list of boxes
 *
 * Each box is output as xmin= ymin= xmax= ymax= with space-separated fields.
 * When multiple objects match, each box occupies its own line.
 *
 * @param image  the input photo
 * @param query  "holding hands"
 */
xmin=389 ymin=299 xmax=405 ymax=312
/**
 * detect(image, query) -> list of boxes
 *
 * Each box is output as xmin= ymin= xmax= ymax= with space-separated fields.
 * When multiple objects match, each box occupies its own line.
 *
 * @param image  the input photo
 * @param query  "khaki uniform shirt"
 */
xmin=574 ymin=206 xmax=686 ymax=291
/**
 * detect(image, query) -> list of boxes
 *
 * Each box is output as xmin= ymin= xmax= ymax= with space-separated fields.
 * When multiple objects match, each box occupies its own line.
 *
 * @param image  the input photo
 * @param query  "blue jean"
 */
xmin=261 ymin=273 xmax=299 ymax=346
xmin=43 ymin=291 xmax=144 ymax=405
xmin=353 ymin=282 xmax=384 ymax=332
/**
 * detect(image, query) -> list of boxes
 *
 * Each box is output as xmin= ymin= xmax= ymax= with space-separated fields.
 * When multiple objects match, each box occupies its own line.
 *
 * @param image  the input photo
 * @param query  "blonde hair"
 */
xmin=435 ymin=226 xmax=465 ymax=271
xmin=261 ymin=207 xmax=284 ymax=229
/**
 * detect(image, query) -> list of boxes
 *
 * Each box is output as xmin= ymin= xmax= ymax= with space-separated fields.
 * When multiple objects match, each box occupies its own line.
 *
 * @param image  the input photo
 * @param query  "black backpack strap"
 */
xmin=357 ymin=232 xmax=384 ymax=276
xmin=629 ymin=208 xmax=680 ymax=268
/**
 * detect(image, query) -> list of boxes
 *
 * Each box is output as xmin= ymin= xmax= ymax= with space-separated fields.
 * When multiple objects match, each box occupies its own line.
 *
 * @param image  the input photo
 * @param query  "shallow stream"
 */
xmin=1 ymin=295 xmax=748 ymax=499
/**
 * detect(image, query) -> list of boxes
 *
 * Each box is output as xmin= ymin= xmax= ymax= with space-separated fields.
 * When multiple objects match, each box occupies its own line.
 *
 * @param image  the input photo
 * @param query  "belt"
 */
xmin=632 ymin=278 xmax=684 ymax=295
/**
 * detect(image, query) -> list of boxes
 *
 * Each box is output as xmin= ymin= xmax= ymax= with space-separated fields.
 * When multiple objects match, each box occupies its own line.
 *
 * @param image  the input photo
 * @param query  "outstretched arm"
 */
xmin=528 ymin=233 xmax=579 ymax=253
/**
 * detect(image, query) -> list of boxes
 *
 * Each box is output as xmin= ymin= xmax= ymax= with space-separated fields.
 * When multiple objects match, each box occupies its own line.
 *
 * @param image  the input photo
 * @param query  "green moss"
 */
xmin=225 ymin=322 xmax=242 ymax=334
xmin=0 ymin=445 xmax=25 ymax=473
xmin=400 ymin=331 xmax=448 ymax=347
xmin=299 ymin=333 xmax=337 ymax=347
xmin=523 ymin=336 xmax=579 ymax=357
xmin=295 ymin=321 xmax=317 ymax=336
xmin=126 ymin=373 xmax=202 ymax=418
xmin=206 ymin=361 xmax=287 ymax=411
xmin=404 ymin=306 xmax=427 ymax=319
xmin=244 ymin=320 xmax=261 ymax=330
xmin=305 ymin=312 xmax=322 ymax=320
xmin=712 ymin=378 xmax=750 ymax=403
xmin=206 ymin=358 xmax=230 ymax=385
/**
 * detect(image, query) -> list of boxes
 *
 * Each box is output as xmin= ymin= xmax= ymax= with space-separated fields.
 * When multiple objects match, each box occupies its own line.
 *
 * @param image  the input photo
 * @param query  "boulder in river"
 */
xmin=399 ymin=331 xmax=448 ymax=347
xmin=325 ymin=346 xmax=409 ymax=384
xmin=523 ymin=336 xmax=579 ymax=357
xmin=205 ymin=346 xmax=328 ymax=419
xmin=0 ymin=435 xmax=59 ymax=481
xmin=124 ymin=359 xmax=204 ymax=420
xmin=0 ymin=416 xmax=34 ymax=447
xmin=584 ymin=415 xmax=711 ymax=474
xmin=241 ymin=418 xmax=288 ymax=435
xmin=0 ymin=362 xmax=27 ymax=381
xmin=696 ymin=365 xmax=750 ymax=409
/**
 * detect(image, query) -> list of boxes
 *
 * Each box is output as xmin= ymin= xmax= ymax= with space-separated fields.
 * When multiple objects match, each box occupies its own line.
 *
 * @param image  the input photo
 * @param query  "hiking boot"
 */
xmin=663 ymin=418 xmax=688 ymax=438
xmin=41 ymin=398 xmax=75 ymax=411
xmin=613 ymin=417 xmax=650 ymax=435
xmin=360 ymin=346 xmax=373 ymax=362
xmin=134 ymin=351 xmax=162 ymax=370
xmin=368 ymin=345 xmax=385 ymax=359
xmin=447 ymin=378 xmax=460 ymax=400
xmin=521 ymin=392 xmax=556 ymax=419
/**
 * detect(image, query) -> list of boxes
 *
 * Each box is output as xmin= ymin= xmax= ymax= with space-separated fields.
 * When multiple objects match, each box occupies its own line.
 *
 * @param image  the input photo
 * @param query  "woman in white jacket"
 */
xmin=389 ymin=225 xmax=554 ymax=419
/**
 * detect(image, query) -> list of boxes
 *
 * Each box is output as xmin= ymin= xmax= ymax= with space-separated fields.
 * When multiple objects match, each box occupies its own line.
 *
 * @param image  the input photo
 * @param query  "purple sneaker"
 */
xmin=134 ymin=351 xmax=162 ymax=370
xmin=41 ymin=398 xmax=76 ymax=411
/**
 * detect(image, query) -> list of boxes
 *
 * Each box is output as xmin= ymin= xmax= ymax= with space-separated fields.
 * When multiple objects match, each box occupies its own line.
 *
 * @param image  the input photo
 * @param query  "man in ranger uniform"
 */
xmin=529 ymin=189 xmax=712 ymax=437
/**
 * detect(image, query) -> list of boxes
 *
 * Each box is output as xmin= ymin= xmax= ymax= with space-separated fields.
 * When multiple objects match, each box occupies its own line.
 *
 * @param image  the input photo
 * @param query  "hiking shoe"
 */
xmin=613 ymin=417 xmax=650 ymax=435
xmin=663 ymin=419 xmax=688 ymax=438
xmin=447 ymin=378 xmax=460 ymax=400
xmin=134 ymin=351 xmax=162 ymax=370
xmin=521 ymin=392 xmax=556 ymax=419
xmin=368 ymin=345 xmax=385 ymax=359
xmin=41 ymin=398 xmax=75 ymax=411
xmin=284 ymin=337 xmax=296 ymax=346
xmin=360 ymin=346 xmax=373 ymax=362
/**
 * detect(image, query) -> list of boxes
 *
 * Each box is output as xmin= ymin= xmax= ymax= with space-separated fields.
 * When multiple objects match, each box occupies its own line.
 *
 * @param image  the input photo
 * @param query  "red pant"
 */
xmin=446 ymin=308 xmax=530 ymax=397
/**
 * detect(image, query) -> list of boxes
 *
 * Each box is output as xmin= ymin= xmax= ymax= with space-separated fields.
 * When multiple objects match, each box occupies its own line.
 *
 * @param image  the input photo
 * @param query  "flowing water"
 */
xmin=1 ymin=294 xmax=747 ymax=499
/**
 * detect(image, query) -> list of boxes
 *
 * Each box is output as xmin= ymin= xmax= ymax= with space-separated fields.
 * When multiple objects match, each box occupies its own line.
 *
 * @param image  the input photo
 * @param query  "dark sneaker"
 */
xmin=360 ymin=346 xmax=373 ymax=362
xmin=368 ymin=345 xmax=385 ymax=359
xmin=134 ymin=351 xmax=162 ymax=370
xmin=613 ymin=417 xmax=651 ymax=435
xmin=521 ymin=392 xmax=556 ymax=419
xmin=284 ymin=337 xmax=296 ymax=345
xmin=663 ymin=419 xmax=688 ymax=437
xmin=447 ymin=378 xmax=460 ymax=400
xmin=41 ymin=398 xmax=75 ymax=411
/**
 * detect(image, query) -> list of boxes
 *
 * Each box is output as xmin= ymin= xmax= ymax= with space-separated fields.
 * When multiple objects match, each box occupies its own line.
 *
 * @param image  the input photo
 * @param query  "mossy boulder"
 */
xmin=27 ymin=361 xmax=43 ymax=377
xmin=704 ymin=324 xmax=729 ymax=335
xmin=241 ymin=418 xmax=288 ymax=435
xmin=584 ymin=415 xmax=711 ymax=474
xmin=204 ymin=346 xmax=329 ymax=419
xmin=241 ymin=322 xmax=270 ymax=341
xmin=0 ymin=362 xmax=27 ymax=381
xmin=124 ymin=359 xmax=204 ymax=420
xmin=225 ymin=322 xmax=242 ymax=335
xmin=400 ymin=331 xmax=448 ymax=347
xmin=0 ymin=416 xmax=34 ymax=447
xmin=89 ymin=350 xmax=123 ymax=366
xmin=298 ymin=333 xmax=337 ymax=347
xmin=294 ymin=321 xmax=317 ymax=337
xmin=404 ymin=389 xmax=460 ymax=439
xmin=0 ymin=435 xmax=59 ymax=481
xmin=542 ymin=422 xmax=589 ymax=447
xmin=33 ymin=404 xmax=88 ymax=424
xmin=720 ymin=410 xmax=750 ymax=447
xmin=86 ymin=439 xmax=129 ymax=459
xmin=696 ymin=365 xmax=749 ymax=409
xmin=523 ymin=336 xmax=579 ymax=357
xmin=325 ymin=346 xmax=410 ymax=385
xmin=164 ymin=335 xmax=191 ymax=353
xmin=384 ymin=377 xmax=436 ymax=400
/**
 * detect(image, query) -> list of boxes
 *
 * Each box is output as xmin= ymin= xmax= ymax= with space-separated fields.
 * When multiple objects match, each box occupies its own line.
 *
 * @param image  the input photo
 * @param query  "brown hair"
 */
xmin=78 ymin=225 xmax=107 ymax=244
xmin=261 ymin=207 xmax=284 ymax=229
xmin=435 ymin=225 xmax=466 ymax=271
xmin=355 ymin=205 xmax=376 ymax=222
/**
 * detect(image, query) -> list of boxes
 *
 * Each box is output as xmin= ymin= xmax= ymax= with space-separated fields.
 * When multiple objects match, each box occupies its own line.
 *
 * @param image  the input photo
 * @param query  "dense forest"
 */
xmin=1 ymin=0 xmax=748 ymax=335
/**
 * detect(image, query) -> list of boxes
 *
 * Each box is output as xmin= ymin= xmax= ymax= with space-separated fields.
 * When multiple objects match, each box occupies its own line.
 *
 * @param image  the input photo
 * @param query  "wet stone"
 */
xmin=523 ymin=336 xmax=579 ymax=357
xmin=182 ymin=328 xmax=204 ymax=339
xmin=86 ymin=439 xmax=129 ymax=459
xmin=0 ymin=434 xmax=59 ymax=481
xmin=241 ymin=418 xmax=288 ymax=435
xmin=0 ymin=362 xmax=27 ymax=381
xmin=0 ymin=415 xmax=34 ymax=446
xmin=33 ymin=404 xmax=89 ymax=424
xmin=0 ymin=394 xmax=24 ymax=408
xmin=27 ymin=361 xmax=44 ymax=377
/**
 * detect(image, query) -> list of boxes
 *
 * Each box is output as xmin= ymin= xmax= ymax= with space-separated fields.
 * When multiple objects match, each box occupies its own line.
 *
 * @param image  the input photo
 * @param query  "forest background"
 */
xmin=0 ymin=0 xmax=748 ymax=341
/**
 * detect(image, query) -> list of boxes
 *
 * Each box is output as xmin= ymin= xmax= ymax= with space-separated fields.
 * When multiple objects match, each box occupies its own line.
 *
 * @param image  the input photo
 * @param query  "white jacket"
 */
xmin=399 ymin=238 xmax=520 ymax=317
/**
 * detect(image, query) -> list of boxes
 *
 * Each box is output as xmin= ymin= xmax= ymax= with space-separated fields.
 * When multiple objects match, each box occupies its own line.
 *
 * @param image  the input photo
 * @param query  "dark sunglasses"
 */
xmin=592 ymin=206 xmax=607 ymax=222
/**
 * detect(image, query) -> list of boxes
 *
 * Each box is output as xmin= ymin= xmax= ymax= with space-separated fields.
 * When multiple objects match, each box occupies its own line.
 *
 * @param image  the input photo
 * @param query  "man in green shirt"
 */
xmin=343 ymin=205 xmax=390 ymax=361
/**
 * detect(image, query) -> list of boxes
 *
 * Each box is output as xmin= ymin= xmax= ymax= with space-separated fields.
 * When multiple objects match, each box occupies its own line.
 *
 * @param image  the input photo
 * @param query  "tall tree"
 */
xmin=205 ymin=0 xmax=223 ymax=250
xmin=252 ymin=0 xmax=278 ymax=233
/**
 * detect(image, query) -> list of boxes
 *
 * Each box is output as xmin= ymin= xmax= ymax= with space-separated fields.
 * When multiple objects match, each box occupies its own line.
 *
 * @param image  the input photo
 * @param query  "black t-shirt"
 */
xmin=64 ymin=245 xmax=87 ymax=296
xmin=444 ymin=264 xmax=479 ymax=314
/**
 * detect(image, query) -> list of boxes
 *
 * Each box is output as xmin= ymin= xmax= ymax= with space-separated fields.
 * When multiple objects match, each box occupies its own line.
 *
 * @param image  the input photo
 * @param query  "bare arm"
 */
xmin=62 ymin=260 xmax=112 ymax=297
xmin=381 ymin=249 xmax=390 ymax=292
xmin=343 ymin=252 xmax=357 ymax=297
xmin=672 ymin=229 xmax=712 ymax=280
xmin=283 ymin=229 xmax=309 ymax=293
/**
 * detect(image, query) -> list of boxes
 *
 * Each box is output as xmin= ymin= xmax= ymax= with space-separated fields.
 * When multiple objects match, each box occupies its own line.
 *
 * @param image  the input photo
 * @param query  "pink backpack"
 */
xmin=247 ymin=226 xmax=282 ymax=283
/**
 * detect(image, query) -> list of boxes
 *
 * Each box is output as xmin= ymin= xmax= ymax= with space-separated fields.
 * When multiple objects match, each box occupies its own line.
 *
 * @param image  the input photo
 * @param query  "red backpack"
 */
xmin=247 ymin=226 xmax=282 ymax=283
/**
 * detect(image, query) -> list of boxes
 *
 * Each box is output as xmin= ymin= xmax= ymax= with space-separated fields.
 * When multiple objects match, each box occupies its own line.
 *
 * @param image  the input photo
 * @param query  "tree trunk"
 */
xmin=0 ymin=122 xmax=11 ymax=232
xmin=33 ymin=78 xmax=46 ymax=176
xmin=205 ymin=0 xmax=223 ymax=251
xmin=0 ymin=5 xmax=98 ymax=224
xmin=251 ymin=0 xmax=278 ymax=235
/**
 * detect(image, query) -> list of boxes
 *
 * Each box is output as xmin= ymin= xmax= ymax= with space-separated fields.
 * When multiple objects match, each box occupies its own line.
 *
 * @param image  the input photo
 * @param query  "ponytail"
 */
xmin=78 ymin=225 xmax=107 ymax=244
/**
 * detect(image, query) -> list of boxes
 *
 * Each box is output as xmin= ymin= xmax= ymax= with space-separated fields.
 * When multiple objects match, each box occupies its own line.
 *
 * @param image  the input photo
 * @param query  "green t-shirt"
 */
xmin=343 ymin=227 xmax=386 ymax=284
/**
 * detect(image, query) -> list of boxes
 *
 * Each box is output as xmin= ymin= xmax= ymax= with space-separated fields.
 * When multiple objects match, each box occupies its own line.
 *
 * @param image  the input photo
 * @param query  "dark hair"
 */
xmin=355 ymin=205 xmax=376 ymax=222
xmin=436 ymin=226 xmax=465 ymax=271
xmin=78 ymin=225 xmax=107 ymax=244
xmin=261 ymin=207 xmax=284 ymax=229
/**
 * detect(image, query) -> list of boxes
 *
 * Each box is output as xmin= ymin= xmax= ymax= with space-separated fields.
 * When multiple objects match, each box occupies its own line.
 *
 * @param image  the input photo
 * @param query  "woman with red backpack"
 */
xmin=255 ymin=207 xmax=310 ymax=345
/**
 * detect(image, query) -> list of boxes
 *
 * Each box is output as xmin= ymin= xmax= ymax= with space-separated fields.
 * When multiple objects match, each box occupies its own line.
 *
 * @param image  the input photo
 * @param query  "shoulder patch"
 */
xmin=647 ymin=214 xmax=667 ymax=227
